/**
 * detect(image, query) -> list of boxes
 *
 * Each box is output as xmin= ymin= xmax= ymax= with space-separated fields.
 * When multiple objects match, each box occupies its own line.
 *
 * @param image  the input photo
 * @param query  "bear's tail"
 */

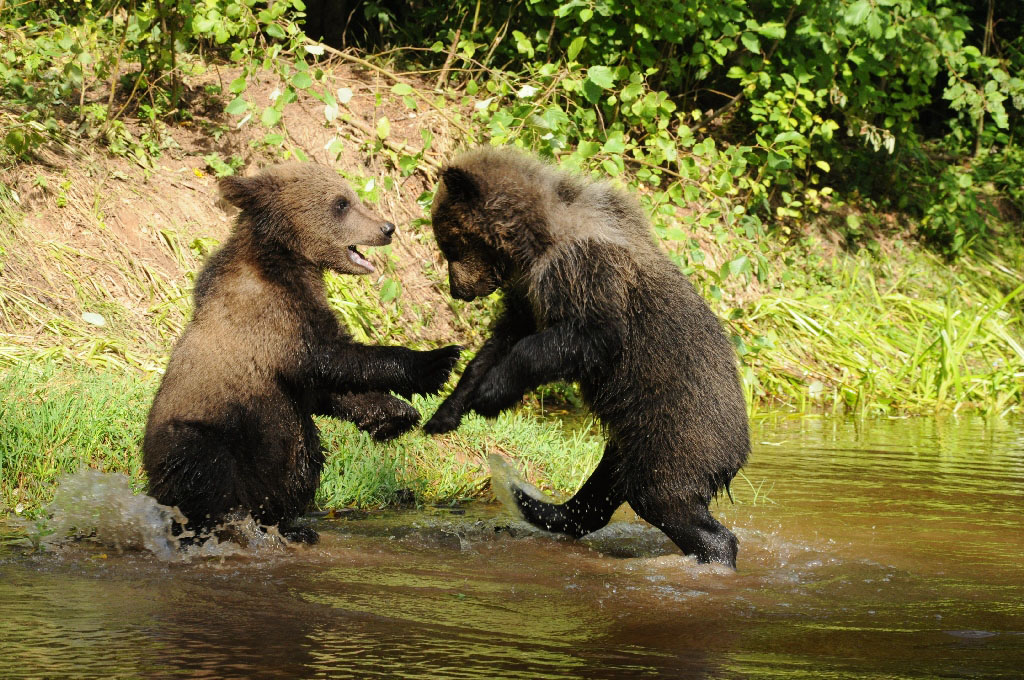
xmin=487 ymin=453 xmax=621 ymax=538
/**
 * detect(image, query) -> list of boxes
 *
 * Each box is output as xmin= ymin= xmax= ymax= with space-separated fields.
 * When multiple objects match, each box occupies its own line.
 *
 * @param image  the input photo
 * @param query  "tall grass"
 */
xmin=0 ymin=364 xmax=153 ymax=513
xmin=735 ymin=245 xmax=1024 ymax=416
xmin=0 ymin=187 xmax=196 ymax=373
xmin=0 ymin=362 xmax=604 ymax=514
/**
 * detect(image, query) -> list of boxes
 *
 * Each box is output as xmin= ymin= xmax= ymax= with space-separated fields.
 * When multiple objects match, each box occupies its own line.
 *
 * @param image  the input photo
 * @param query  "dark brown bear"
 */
xmin=423 ymin=147 xmax=749 ymax=567
xmin=143 ymin=163 xmax=460 ymax=543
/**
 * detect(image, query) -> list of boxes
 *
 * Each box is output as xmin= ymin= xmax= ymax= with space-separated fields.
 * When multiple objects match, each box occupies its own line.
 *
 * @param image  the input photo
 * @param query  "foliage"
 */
xmin=736 ymin=249 xmax=1024 ymax=416
xmin=2 ymin=1 xmax=1021 ymax=255
xmin=356 ymin=0 xmax=1023 ymax=255
xmin=0 ymin=0 xmax=312 ymax=162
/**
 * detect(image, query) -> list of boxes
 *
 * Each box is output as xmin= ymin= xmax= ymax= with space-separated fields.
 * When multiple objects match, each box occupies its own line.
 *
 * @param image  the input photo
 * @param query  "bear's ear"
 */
xmin=441 ymin=166 xmax=481 ymax=204
xmin=218 ymin=175 xmax=259 ymax=209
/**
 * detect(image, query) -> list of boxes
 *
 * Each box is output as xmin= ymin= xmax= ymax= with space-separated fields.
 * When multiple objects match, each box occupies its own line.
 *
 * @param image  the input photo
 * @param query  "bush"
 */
xmin=335 ymin=0 xmax=1023 ymax=254
xmin=1 ymin=0 xmax=1022 ymax=255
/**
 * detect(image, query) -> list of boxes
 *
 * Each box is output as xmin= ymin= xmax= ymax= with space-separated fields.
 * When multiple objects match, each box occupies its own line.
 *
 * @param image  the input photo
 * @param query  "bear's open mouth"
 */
xmin=347 ymin=246 xmax=375 ymax=273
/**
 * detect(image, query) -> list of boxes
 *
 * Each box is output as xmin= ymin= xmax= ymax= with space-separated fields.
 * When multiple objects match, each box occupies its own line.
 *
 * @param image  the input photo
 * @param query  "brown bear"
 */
xmin=143 ymin=162 xmax=461 ymax=543
xmin=423 ymin=147 xmax=749 ymax=567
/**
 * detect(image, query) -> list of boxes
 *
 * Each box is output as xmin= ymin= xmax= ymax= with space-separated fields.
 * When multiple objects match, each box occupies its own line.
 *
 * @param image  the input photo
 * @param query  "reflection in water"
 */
xmin=1 ymin=416 xmax=1022 ymax=678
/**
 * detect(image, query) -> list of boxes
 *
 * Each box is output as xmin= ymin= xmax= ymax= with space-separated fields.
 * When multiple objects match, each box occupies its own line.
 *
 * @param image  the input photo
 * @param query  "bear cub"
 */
xmin=424 ymin=147 xmax=749 ymax=567
xmin=144 ymin=163 xmax=460 ymax=543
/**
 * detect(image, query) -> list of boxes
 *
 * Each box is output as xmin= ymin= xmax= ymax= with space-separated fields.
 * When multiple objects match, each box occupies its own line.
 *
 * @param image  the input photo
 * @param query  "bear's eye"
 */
xmin=333 ymin=197 xmax=350 ymax=214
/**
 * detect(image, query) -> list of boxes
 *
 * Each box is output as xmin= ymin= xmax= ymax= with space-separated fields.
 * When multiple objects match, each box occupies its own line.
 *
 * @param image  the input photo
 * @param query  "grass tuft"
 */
xmin=0 ymin=363 xmax=604 ymax=515
xmin=732 ymin=244 xmax=1024 ymax=416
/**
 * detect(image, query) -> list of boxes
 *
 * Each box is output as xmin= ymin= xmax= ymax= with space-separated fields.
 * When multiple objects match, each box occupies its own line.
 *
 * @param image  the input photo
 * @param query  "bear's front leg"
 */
xmin=320 ymin=344 xmax=462 ymax=399
xmin=424 ymin=295 xmax=535 ymax=434
xmin=423 ymin=334 xmax=514 ymax=433
xmin=468 ymin=322 xmax=619 ymax=418
xmin=467 ymin=364 xmax=530 ymax=418
xmin=323 ymin=392 xmax=419 ymax=442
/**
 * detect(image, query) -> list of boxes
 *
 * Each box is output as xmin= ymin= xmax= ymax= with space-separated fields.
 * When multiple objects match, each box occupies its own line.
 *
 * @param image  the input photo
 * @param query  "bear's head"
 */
xmin=219 ymin=163 xmax=394 ymax=275
xmin=431 ymin=149 xmax=554 ymax=300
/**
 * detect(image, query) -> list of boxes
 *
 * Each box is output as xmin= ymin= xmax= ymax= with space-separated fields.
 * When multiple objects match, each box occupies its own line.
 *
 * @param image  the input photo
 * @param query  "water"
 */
xmin=1 ymin=416 xmax=1022 ymax=679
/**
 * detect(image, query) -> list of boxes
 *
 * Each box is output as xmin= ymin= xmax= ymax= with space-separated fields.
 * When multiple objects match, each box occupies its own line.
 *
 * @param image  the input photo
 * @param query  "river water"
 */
xmin=1 ymin=416 xmax=1022 ymax=679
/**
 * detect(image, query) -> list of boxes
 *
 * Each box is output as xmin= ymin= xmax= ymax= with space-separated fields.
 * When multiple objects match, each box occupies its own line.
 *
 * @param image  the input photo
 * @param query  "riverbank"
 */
xmin=1 ymin=20 xmax=1022 ymax=516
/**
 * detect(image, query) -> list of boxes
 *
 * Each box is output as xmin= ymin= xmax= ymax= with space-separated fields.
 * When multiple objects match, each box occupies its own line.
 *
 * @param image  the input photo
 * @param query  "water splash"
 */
xmin=487 ymin=453 xmax=550 ymax=520
xmin=35 ymin=469 xmax=186 ymax=560
xmin=20 ymin=469 xmax=291 ymax=561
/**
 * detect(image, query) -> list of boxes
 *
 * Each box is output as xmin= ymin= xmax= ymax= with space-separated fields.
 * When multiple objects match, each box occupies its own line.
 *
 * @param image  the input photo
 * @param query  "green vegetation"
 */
xmin=0 ymin=362 xmax=605 ymax=514
xmin=0 ymin=1 xmax=1022 ymax=514
xmin=725 ymin=243 xmax=1024 ymax=415
xmin=4 ymin=1 xmax=1021 ymax=254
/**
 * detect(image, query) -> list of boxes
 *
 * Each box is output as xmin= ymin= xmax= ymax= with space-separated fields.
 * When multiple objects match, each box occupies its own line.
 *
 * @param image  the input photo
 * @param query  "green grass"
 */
xmin=725 ymin=241 xmax=1024 ymax=417
xmin=0 ymin=364 xmax=152 ymax=513
xmin=0 ymin=362 xmax=604 ymax=515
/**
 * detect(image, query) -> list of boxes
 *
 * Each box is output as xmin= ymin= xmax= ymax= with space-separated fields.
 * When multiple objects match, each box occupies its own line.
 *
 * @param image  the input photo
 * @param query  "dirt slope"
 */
xmin=0 ymin=61 xmax=476 ymax=369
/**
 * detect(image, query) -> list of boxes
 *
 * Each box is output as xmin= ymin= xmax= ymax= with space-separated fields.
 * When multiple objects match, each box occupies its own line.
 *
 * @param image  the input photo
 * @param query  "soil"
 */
xmin=0 ymin=59 xmax=474 ymax=356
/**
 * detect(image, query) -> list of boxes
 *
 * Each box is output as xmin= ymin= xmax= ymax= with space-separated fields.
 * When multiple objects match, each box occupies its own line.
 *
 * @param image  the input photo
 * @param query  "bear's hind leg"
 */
xmin=629 ymin=491 xmax=738 ymax=568
xmin=513 ymin=445 xmax=624 ymax=538
xmin=145 ymin=420 xmax=246 ymax=538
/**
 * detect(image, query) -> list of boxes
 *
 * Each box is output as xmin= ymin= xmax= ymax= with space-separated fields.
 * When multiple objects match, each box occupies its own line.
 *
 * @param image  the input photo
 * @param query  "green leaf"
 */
xmin=741 ymin=32 xmax=760 ymax=53
xmin=755 ymin=22 xmax=786 ymax=40
xmin=602 ymin=133 xmax=626 ymax=154
xmin=398 ymin=154 xmax=419 ymax=176
xmin=264 ymin=23 xmax=285 ymax=39
xmin=4 ymin=129 xmax=27 ymax=155
xmin=845 ymin=0 xmax=871 ymax=25
xmin=261 ymin=106 xmax=281 ymax=127
xmin=376 ymin=116 xmax=390 ymax=139
xmin=815 ymin=160 xmax=831 ymax=172
xmin=229 ymin=76 xmax=247 ymax=94
xmin=621 ymin=82 xmax=644 ymax=102
xmin=512 ymin=30 xmax=534 ymax=57
xmin=722 ymin=256 xmax=750 ymax=281
xmin=773 ymin=131 xmax=805 ymax=145
xmin=567 ymin=36 xmax=586 ymax=62
xmin=391 ymin=82 xmax=413 ymax=96
xmin=577 ymin=140 xmax=600 ymax=157
xmin=865 ymin=11 xmax=882 ymax=39
xmin=380 ymin=278 xmax=401 ymax=302
xmin=586 ymin=65 xmax=616 ymax=89
xmin=291 ymin=72 xmax=312 ymax=89
xmin=225 ymin=97 xmax=249 ymax=115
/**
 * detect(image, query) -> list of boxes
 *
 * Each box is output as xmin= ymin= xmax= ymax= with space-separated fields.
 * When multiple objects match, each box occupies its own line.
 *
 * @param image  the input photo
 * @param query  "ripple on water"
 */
xmin=2 ymin=415 xmax=1022 ymax=679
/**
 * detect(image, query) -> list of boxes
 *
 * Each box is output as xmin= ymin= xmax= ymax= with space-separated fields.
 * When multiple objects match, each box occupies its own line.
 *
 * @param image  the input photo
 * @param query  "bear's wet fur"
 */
xmin=424 ymin=147 xmax=749 ymax=567
xmin=143 ymin=163 xmax=460 ymax=543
